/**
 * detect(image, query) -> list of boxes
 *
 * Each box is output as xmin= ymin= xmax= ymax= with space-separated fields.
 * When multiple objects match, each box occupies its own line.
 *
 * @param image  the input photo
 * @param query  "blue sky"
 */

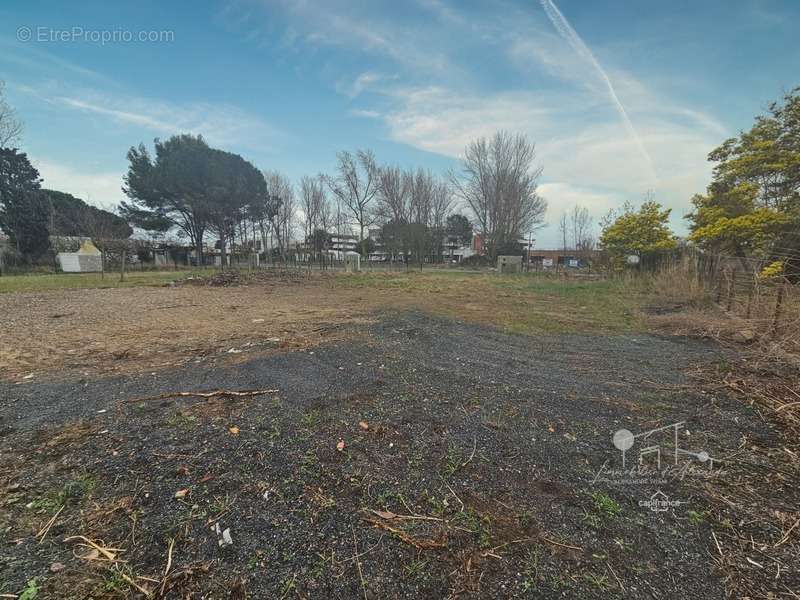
xmin=2 ymin=0 xmax=798 ymax=246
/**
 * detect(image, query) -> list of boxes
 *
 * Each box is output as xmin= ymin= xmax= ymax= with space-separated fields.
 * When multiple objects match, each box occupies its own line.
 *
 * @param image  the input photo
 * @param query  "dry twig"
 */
xmin=36 ymin=505 xmax=64 ymax=544
xmin=365 ymin=519 xmax=446 ymax=550
xmin=124 ymin=389 xmax=279 ymax=403
xmin=352 ymin=525 xmax=368 ymax=600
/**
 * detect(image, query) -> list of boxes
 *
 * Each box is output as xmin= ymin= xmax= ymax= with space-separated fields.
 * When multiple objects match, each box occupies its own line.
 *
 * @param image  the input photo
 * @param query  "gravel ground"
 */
xmin=0 ymin=311 xmax=788 ymax=599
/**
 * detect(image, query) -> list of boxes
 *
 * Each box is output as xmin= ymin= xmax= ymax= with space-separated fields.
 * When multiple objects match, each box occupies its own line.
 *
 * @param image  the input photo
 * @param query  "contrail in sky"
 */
xmin=539 ymin=0 xmax=658 ymax=184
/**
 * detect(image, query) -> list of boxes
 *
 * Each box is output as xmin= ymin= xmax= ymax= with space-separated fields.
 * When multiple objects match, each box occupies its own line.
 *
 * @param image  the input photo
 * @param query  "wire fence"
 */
xmin=645 ymin=247 xmax=800 ymax=342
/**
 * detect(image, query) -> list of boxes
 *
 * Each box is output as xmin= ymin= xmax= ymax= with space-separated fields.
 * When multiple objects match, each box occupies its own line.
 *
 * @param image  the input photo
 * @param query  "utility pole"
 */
xmin=526 ymin=232 xmax=533 ymax=272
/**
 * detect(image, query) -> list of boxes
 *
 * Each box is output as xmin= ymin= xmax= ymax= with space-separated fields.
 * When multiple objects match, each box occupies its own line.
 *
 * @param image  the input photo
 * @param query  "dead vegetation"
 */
xmin=3 ymin=268 xmax=798 ymax=597
xmin=645 ymin=266 xmax=800 ymax=599
xmin=0 ymin=270 xmax=645 ymax=382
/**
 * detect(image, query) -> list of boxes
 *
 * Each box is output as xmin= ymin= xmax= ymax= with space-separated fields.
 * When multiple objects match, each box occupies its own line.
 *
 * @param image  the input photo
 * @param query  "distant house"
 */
xmin=328 ymin=234 xmax=359 ymax=259
xmin=526 ymin=249 xmax=598 ymax=269
xmin=57 ymin=240 xmax=103 ymax=273
xmin=442 ymin=234 xmax=475 ymax=262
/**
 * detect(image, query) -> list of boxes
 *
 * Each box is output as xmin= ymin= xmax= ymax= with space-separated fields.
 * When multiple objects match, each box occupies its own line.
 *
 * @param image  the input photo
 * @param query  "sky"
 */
xmin=1 ymin=0 xmax=799 ymax=247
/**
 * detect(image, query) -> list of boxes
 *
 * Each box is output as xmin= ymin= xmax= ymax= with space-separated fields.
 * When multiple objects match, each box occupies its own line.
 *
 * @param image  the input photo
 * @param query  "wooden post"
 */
xmin=715 ymin=269 xmax=725 ymax=304
xmin=120 ymin=248 xmax=126 ymax=282
xmin=745 ymin=275 xmax=755 ymax=320
xmin=771 ymin=283 xmax=786 ymax=339
xmin=726 ymin=269 xmax=736 ymax=312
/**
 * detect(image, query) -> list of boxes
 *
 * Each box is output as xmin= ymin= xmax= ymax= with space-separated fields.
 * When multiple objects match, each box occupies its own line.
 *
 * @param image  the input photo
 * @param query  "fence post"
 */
xmin=745 ymin=275 xmax=755 ymax=320
xmin=716 ymin=269 xmax=725 ymax=304
xmin=771 ymin=283 xmax=786 ymax=340
xmin=726 ymin=269 xmax=736 ymax=312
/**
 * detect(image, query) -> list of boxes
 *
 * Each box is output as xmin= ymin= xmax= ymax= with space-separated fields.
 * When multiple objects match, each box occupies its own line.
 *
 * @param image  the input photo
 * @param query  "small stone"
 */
xmin=737 ymin=329 xmax=756 ymax=343
xmin=50 ymin=562 xmax=65 ymax=572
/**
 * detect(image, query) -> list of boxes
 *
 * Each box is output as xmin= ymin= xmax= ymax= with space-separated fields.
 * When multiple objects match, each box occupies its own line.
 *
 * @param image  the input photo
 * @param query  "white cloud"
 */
xmin=246 ymin=0 xmax=457 ymax=77
xmin=336 ymin=71 xmax=398 ymax=98
xmin=57 ymin=97 xmax=175 ymax=131
xmin=350 ymin=108 xmax=381 ymax=119
xmin=534 ymin=182 xmax=617 ymax=247
xmin=376 ymin=82 xmax=717 ymax=246
xmin=53 ymin=92 xmax=284 ymax=152
xmin=381 ymin=86 xmax=554 ymax=158
xmin=539 ymin=182 xmax=618 ymax=217
xmin=33 ymin=158 xmax=125 ymax=208
xmin=0 ymin=38 xmax=106 ymax=81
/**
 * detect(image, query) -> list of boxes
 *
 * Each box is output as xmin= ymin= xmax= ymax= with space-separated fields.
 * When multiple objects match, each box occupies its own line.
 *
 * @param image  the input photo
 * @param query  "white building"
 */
xmin=57 ymin=240 xmax=103 ymax=273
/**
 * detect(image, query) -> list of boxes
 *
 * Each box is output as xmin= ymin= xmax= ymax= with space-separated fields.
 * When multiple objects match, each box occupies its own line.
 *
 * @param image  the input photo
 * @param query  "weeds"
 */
xmin=519 ymin=549 xmax=541 ymax=592
xmin=18 ymin=579 xmax=38 ymax=600
xmin=590 ymin=491 xmax=621 ymax=519
xmin=404 ymin=559 xmax=428 ymax=579
xmin=30 ymin=473 xmax=96 ymax=512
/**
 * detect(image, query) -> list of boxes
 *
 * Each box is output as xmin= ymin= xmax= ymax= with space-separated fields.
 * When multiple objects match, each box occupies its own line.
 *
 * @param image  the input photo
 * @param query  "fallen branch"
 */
xmin=37 ymin=505 xmax=64 ymax=544
xmin=365 ymin=519 xmax=446 ymax=550
xmin=540 ymin=535 xmax=583 ymax=552
xmin=352 ymin=525 xmax=368 ymax=600
xmin=481 ymin=537 xmax=536 ymax=558
xmin=775 ymin=518 xmax=800 ymax=548
xmin=124 ymin=389 xmax=279 ymax=403
xmin=116 ymin=570 xmax=152 ymax=596
xmin=461 ymin=436 xmax=477 ymax=468
xmin=64 ymin=535 xmax=125 ymax=562
xmin=366 ymin=509 xmax=443 ymax=522
xmin=159 ymin=537 xmax=176 ymax=597
xmin=607 ymin=562 xmax=625 ymax=593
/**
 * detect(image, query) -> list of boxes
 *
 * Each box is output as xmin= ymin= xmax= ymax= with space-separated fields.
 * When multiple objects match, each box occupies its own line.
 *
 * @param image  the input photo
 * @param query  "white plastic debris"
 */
xmin=213 ymin=522 xmax=234 ymax=547
xmin=220 ymin=528 xmax=233 ymax=546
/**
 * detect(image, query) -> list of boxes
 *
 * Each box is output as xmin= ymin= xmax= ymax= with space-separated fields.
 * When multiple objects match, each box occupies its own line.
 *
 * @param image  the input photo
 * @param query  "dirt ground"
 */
xmin=0 ymin=273 xmax=370 ymax=381
xmin=0 ymin=271 xmax=638 ymax=383
xmin=0 ymin=272 xmax=797 ymax=599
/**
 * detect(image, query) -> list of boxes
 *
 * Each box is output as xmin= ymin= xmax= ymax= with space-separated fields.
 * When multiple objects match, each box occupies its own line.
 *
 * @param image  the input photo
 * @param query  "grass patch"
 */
xmin=590 ymin=491 xmax=622 ymax=518
xmin=337 ymin=270 xmax=646 ymax=334
xmin=0 ymin=269 xmax=211 ymax=293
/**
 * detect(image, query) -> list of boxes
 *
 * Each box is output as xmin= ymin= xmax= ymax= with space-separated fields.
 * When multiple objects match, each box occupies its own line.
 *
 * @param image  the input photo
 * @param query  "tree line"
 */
xmin=120 ymin=130 xmax=548 ymax=266
xmin=2 ymin=76 xmax=798 ymax=274
xmin=1 ymin=71 xmax=551 ymax=270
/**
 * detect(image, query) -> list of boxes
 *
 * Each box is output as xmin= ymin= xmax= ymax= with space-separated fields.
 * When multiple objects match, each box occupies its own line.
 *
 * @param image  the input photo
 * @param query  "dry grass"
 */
xmin=0 ymin=270 xmax=646 ymax=381
xmin=644 ymin=266 xmax=800 ymax=598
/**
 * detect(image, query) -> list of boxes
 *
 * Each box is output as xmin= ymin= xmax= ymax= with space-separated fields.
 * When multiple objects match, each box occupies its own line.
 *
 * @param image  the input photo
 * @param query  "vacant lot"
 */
xmin=0 ymin=271 xmax=796 ymax=598
xmin=0 ymin=270 xmax=209 ymax=295
xmin=0 ymin=270 xmax=640 ymax=381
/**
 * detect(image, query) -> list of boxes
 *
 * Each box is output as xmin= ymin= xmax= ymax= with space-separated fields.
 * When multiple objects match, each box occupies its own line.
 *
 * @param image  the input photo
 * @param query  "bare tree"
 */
xmin=0 ymin=82 xmax=23 ymax=148
xmin=323 ymin=149 xmax=379 ymax=241
xmin=316 ymin=176 xmax=333 ymax=232
xmin=262 ymin=170 xmax=295 ymax=257
xmin=569 ymin=205 xmax=595 ymax=254
xmin=449 ymin=131 xmax=546 ymax=257
xmin=409 ymin=168 xmax=435 ymax=226
xmin=429 ymin=179 xmax=453 ymax=231
xmin=376 ymin=165 xmax=411 ymax=224
xmin=428 ymin=178 xmax=453 ymax=262
xmin=299 ymin=175 xmax=328 ymax=239
xmin=559 ymin=212 xmax=569 ymax=252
